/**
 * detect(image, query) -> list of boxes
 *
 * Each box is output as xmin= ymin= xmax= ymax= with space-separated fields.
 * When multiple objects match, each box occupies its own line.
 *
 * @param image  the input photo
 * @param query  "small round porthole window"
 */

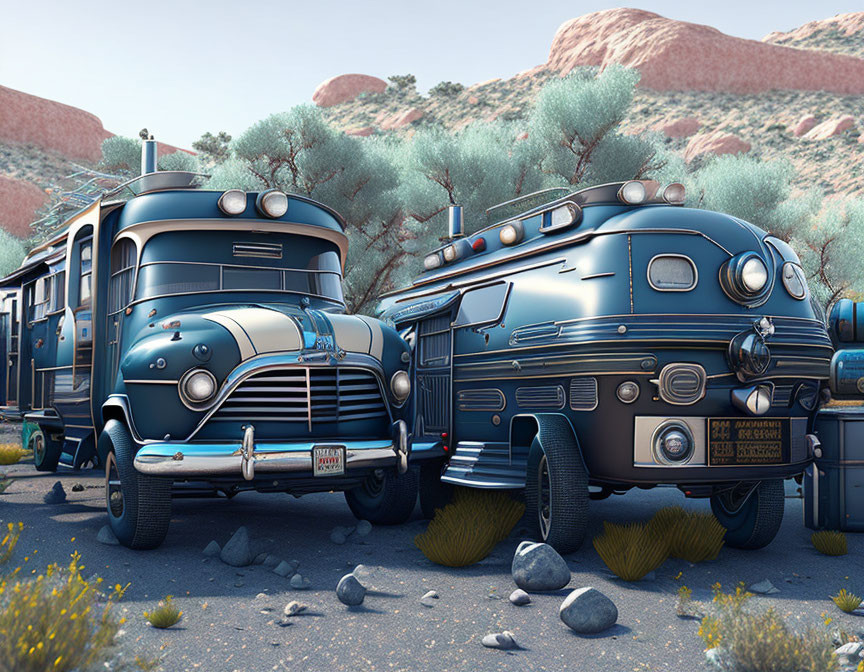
xmin=647 ymin=254 xmax=697 ymax=291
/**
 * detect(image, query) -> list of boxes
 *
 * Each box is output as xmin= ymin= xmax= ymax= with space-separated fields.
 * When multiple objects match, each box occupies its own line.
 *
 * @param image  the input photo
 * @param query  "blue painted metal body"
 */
xmin=378 ymin=182 xmax=832 ymax=494
xmin=0 ymin=173 xmax=421 ymax=492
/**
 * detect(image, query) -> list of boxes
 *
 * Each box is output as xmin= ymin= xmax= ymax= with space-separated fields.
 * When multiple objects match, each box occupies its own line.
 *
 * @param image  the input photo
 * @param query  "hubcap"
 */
xmin=31 ymin=433 xmax=45 ymax=465
xmin=105 ymin=452 xmax=124 ymax=519
xmin=362 ymin=471 xmax=386 ymax=498
xmin=538 ymin=454 xmax=551 ymax=539
xmin=717 ymin=482 xmax=757 ymax=516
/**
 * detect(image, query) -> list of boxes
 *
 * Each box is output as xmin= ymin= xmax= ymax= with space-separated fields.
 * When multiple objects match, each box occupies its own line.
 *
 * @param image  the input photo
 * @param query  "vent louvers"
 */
xmin=233 ymin=242 xmax=283 ymax=259
xmin=569 ymin=377 xmax=598 ymax=411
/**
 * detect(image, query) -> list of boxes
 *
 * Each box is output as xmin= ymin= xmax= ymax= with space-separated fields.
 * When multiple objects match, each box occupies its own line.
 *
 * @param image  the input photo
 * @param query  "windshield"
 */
xmin=132 ymin=230 xmax=344 ymax=305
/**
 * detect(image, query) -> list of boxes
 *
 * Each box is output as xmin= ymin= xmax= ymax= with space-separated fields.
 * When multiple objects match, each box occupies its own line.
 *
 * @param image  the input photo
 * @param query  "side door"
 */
xmin=3 ymin=293 xmax=19 ymax=407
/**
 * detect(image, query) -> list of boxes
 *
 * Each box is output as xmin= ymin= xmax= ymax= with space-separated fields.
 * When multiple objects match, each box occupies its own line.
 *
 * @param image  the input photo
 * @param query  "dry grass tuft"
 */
xmin=648 ymin=507 xmax=726 ymax=563
xmin=812 ymin=531 xmax=848 ymax=556
xmin=0 ymin=444 xmax=29 ymax=465
xmin=593 ymin=521 xmax=669 ymax=581
xmin=0 ymin=521 xmax=23 ymax=565
xmin=144 ymin=595 xmax=183 ymax=629
xmin=832 ymin=589 xmax=863 ymax=614
xmin=414 ymin=488 xmax=524 ymax=567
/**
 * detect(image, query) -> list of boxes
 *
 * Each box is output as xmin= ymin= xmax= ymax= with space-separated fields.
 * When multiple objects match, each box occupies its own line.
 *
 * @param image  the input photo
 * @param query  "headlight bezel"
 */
xmin=256 ymin=189 xmax=289 ymax=218
xmin=178 ymin=368 xmax=218 ymax=410
xmin=720 ymin=252 xmax=771 ymax=306
xmin=389 ymin=370 xmax=411 ymax=406
xmin=781 ymin=261 xmax=808 ymax=300
xmin=651 ymin=420 xmax=695 ymax=465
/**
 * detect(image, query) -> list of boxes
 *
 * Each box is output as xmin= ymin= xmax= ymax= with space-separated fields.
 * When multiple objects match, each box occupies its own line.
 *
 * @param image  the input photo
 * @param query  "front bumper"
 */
xmin=134 ymin=421 xmax=409 ymax=480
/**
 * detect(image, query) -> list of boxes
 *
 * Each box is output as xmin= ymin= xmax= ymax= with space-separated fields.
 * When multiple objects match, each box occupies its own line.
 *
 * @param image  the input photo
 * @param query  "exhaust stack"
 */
xmin=140 ymin=129 xmax=157 ymax=175
xmin=448 ymin=205 xmax=464 ymax=239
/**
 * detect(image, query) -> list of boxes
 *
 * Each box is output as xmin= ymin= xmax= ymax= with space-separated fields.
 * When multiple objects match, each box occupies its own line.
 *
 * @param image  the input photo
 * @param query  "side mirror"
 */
xmin=829 ymin=349 xmax=864 ymax=398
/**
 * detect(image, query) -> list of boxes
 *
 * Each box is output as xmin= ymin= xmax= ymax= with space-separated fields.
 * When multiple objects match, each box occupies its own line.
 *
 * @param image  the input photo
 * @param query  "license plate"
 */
xmin=313 ymin=446 xmax=345 ymax=476
xmin=708 ymin=418 xmax=788 ymax=466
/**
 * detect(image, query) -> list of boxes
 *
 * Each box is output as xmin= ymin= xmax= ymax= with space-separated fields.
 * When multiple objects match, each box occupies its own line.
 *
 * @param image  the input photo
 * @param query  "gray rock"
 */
xmin=356 ymin=520 xmax=372 ymax=537
xmin=336 ymin=573 xmax=366 ymax=606
xmin=96 ymin=525 xmax=119 ymax=546
xmin=481 ymin=631 xmax=518 ymax=650
xmin=330 ymin=529 xmax=347 ymax=545
xmin=43 ymin=481 xmax=66 ymax=505
xmin=220 ymin=527 xmax=253 ymax=567
xmin=71 ymin=483 xmax=84 ymax=492
xmin=559 ymin=587 xmax=618 ymax=634
xmin=748 ymin=579 xmax=780 ymax=595
xmin=509 ymin=589 xmax=531 ymax=606
xmin=835 ymin=642 xmax=864 ymax=665
xmin=254 ymin=592 xmax=268 ymax=600
xmin=421 ymin=590 xmax=439 ymax=600
xmin=283 ymin=600 xmax=307 ymax=617
xmin=290 ymin=573 xmax=310 ymax=590
xmin=202 ymin=540 xmax=221 ymax=557
xmin=263 ymin=554 xmax=281 ymax=568
xmin=511 ymin=541 xmax=570 ymax=591
xmin=253 ymin=552 xmax=267 ymax=565
xmin=272 ymin=561 xmax=295 ymax=578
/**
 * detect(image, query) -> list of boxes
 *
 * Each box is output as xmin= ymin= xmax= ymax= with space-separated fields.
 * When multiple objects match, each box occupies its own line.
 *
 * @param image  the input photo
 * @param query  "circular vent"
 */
xmin=657 ymin=363 xmax=707 ymax=405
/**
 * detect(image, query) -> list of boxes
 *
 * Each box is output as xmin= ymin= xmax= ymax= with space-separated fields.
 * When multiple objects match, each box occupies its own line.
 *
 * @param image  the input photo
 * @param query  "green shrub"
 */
xmin=414 ymin=488 xmax=524 ymax=567
xmin=812 ymin=531 xmax=847 ymax=556
xmin=593 ymin=521 xmax=669 ymax=581
xmin=143 ymin=595 xmax=183 ymax=629
xmin=832 ymin=588 xmax=862 ymax=613
xmin=430 ymin=81 xmax=465 ymax=98
xmin=699 ymin=583 xmax=837 ymax=672
xmin=648 ymin=507 xmax=726 ymax=563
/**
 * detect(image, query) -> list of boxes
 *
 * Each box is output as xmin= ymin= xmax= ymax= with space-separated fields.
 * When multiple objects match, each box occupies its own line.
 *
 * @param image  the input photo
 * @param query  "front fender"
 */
xmin=510 ymin=413 xmax=588 ymax=474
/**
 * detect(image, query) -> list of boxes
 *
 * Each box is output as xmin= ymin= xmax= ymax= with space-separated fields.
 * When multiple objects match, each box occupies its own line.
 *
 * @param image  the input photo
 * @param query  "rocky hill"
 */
xmin=314 ymin=9 xmax=864 ymax=199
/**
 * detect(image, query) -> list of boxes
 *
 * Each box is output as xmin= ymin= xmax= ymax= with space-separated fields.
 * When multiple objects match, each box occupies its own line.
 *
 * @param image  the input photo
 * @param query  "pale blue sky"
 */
xmin=1 ymin=1 xmax=860 ymax=148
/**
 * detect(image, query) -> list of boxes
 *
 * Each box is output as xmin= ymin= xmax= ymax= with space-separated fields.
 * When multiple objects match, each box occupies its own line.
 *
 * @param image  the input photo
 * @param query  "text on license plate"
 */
xmin=313 ymin=446 xmax=345 ymax=476
xmin=708 ymin=418 xmax=788 ymax=465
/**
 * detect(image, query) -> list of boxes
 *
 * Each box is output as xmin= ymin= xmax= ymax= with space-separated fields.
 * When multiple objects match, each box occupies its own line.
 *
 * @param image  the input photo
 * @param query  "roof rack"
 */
xmin=105 ymin=171 xmax=209 ymax=199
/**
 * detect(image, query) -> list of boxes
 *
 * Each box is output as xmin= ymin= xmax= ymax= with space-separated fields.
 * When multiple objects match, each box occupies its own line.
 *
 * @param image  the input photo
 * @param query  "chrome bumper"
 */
xmin=134 ymin=421 xmax=409 ymax=479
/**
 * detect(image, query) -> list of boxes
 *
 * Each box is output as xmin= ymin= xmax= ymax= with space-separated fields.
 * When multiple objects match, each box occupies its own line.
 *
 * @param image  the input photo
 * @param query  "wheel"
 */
xmin=345 ymin=467 xmax=419 ymax=525
xmin=100 ymin=419 xmax=172 ymax=550
xmin=419 ymin=460 xmax=454 ymax=519
xmin=710 ymin=479 xmax=785 ymax=550
xmin=524 ymin=432 xmax=589 ymax=554
xmin=29 ymin=427 xmax=61 ymax=472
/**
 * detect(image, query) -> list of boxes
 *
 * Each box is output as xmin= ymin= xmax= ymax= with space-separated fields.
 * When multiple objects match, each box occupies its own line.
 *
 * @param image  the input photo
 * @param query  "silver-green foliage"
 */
xmin=100 ymin=136 xmax=141 ymax=174
xmin=0 ymin=230 xmax=26 ymax=278
xmin=157 ymin=151 xmax=199 ymax=173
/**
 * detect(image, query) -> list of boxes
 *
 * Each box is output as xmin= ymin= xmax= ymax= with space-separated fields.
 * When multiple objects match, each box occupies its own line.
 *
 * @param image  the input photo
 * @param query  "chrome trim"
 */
xmin=178 ymin=368 xmax=218 ymax=411
xmin=651 ymin=420 xmax=696 ymax=465
xmin=646 ymin=254 xmax=698 ymax=292
xmin=124 ymin=379 xmax=179 ymax=385
xmin=633 ymin=416 xmax=707 ymax=468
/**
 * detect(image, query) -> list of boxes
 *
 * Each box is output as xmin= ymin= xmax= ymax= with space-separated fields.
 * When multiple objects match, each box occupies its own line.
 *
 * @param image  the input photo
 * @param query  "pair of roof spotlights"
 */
xmin=217 ymin=189 xmax=289 ymax=218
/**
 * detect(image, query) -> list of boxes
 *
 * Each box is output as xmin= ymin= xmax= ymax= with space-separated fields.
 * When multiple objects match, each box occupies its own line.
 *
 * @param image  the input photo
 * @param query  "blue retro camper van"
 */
xmin=0 ymin=138 xmax=418 ymax=549
xmin=379 ymin=180 xmax=834 ymax=553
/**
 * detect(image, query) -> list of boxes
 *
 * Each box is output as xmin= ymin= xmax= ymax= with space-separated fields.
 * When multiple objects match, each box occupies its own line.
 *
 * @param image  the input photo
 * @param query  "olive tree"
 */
xmin=100 ymin=136 xmax=141 ymax=175
xmin=0 ymin=230 xmax=25 ymax=277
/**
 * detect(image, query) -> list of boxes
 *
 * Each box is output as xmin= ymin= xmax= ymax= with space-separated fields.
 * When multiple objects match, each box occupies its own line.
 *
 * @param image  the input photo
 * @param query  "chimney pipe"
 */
xmin=141 ymin=134 xmax=158 ymax=175
xmin=448 ymin=205 xmax=464 ymax=239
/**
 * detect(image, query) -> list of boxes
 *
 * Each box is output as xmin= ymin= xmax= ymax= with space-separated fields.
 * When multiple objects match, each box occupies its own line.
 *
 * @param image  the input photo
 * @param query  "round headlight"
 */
xmin=616 ymin=381 xmax=640 ymax=404
xmin=781 ymin=262 xmax=807 ymax=300
xmin=257 ymin=189 xmax=289 ymax=218
xmin=618 ymin=180 xmax=647 ymax=205
xmin=218 ymin=190 xmax=247 ymax=216
xmin=499 ymin=222 xmax=524 ymax=246
xmin=390 ymin=370 xmax=411 ymax=404
xmin=424 ymin=253 xmax=443 ymax=271
xmin=741 ymin=257 xmax=769 ymax=293
xmin=653 ymin=422 xmax=694 ymax=465
xmin=179 ymin=369 xmax=217 ymax=408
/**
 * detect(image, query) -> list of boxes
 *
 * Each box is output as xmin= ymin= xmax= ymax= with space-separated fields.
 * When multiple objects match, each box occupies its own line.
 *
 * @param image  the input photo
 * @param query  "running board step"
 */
xmin=442 ymin=441 xmax=527 ymax=489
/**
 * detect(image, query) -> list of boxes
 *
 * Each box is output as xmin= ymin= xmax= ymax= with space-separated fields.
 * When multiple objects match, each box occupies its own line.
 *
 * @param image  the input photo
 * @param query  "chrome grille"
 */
xmin=211 ymin=367 xmax=387 ymax=424
xmin=657 ymin=363 xmax=706 ymax=405
xmin=456 ymin=388 xmax=505 ymax=411
xmin=516 ymin=385 xmax=565 ymax=409
xmin=569 ymin=377 xmax=598 ymax=411
xmin=772 ymin=384 xmax=794 ymax=408
xmin=418 ymin=373 xmax=449 ymax=432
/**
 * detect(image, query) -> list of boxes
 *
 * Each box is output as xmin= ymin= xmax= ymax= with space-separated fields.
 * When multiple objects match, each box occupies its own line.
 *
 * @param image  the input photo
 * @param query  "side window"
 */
xmin=647 ymin=255 xmax=697 ymax=292
xmin=454 ymin=283 xmax=510 ymax=328
xmin=78 ymin=237 xmax=93 ymax=308
xmin=108 ymin=238 xmax=137 ymax=314
xmin=29 ymin=277 xmax=50 ymax=322
xmin=49 ymin=272 xmax=65 ymax=313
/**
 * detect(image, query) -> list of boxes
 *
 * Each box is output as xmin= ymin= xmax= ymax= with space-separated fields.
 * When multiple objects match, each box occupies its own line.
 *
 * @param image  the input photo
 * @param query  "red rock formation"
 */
xmin=312 ymin=74 xmax=387 ymax=107
xmin=542 ymin=8 xmax=864 ymax=94
xmin=793 ymin=115 xmax=818 ymax=137
xmin=0 ymin=176 xmax=49 ymax=238
xmin=764 ymin=12 xmax=864 ymax=46
xmin=345 ymin=127 xmax=375 ymax=137
xmin=0 ymin=85 xmax=112 ymax=162
xmin=803 ymin=115 xmax=856 ymax=140
xmin=658 ymin=117 xmax=700 ymax=138
xmin=684 ymin=132 xmax=751 ymax=162
xmin=379 ymin=108 xmax=424 ymax=131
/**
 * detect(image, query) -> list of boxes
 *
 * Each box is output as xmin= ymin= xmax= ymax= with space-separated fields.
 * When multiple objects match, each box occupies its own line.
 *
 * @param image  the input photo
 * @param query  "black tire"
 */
xmin=710 ymin=479 xmax=785 ymax=550
xmin=101 ymin=419 xmax=172 ymax=550
xmin=345 ymin=467 xmax=419 ymax=525
xmin=29 ymin=427 xmax=61 ymax=472
xmin=419 ymin=460 xmax=454 ymax=519
xmin=524 ymin=419 xmax=589 ymax=554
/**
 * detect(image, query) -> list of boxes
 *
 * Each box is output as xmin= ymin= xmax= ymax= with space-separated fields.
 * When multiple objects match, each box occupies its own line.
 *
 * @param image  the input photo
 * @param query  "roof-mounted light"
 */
xmin=618 ymin=181 xmax=648 ymax=205
xmin=424 ymin=252 xmax=444 ymax=271
xmin=442 ymin=238 xmax=472 ymax=263
xmin=540 ymin=202 xmax=582 ymax=234
xmin=256 ymin=189 xmax=289 ymax=218
xmin=218 ymin=190 xmax=247 ymax=216
xmin=662 ymin=183 xmax=686 ymax=205
xmin=499 ymin=221 xmax=524 ymax=246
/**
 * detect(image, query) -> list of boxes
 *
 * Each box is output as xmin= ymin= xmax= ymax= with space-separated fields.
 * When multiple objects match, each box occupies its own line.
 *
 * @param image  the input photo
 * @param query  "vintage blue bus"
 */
xmin=0 ymin=139 xmax=422 ymax=549
xmin=379 ymin=181 xmax=834 ymax=553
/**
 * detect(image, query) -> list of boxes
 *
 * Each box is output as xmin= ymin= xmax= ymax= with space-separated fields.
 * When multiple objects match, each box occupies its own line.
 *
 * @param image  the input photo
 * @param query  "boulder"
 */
xmin=202 ymin=540 xmax=221 ymax=557
xmin=290 ymin=573 xmax=310 ymax=590
xmin=356 ymin=520 xmax=373 ymax=537
xmin=0 ymin=176 xmax=50 ymax=238
xmin=792 ymin=115 xmax=818 ymax=137
xmin=540 ymin=8 xmax=864 ymax=95
xmin=336 ymin=573 xmax=366 ymax=606
xmin=659 ymin=117 xmax=701 ymax=138
xmin=379 ymin=107 xmax=424 ymax=131
xmin=272 ymin=561 xmax=295 ymax=578
xmin=684 ymin=131 xmax=751 ymax=162
xmin=511 ymin=541 xmax=571 ymax=591
xmin=220 ymin=526 xmax=253 ymax=567
xmin=802 ymin=115 xmax=856 ymax=140
xmin=559 ymin=587 xmax=618 ymax=634
xmin=43 ymin=481 xmax=67 ymax=505
xmin=312 ymin=74 xmax=387 ymax=107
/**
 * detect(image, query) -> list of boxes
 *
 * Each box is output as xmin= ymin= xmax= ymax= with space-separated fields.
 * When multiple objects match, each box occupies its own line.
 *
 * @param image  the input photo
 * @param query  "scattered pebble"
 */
xmin=263 ymin=554 xmax=281 ymax=568
xmin=748 ymin=579 xmax=780 ymax=595
xmin=43 ymin=481 xmax=67 ymax=505
xmin=330 ymin=529 xmax=347 ymax=545
xmin=220 ymin=527 xmax=253 ymax=567
xmin=273 ymin=561 xmax=295 ymax=578
xmin=336 ymin=573 xmax=366 ymax=606
xmin=511 ymin=541 xmax=571 ymax=591
xmin=283 ymin=600 xmax=308 ymax=617
xmin=421 ymin=590 xmax=439 ymax=600
xmin=290 ymin=574 xmax=310 ymax=590
xmin=202 ymin=541 xmax=221 ymax=557
xmin=96 ymin=525 xmax=120 ymax=546
xmin=253 ymin=553 xmax=268 ymax=565
xmin=71 ymin=483 xmax=84 ymax=492
xmin=481 ymin=631 xmax=518 ymax=650
xmin=356 ymin=520 xmax=372 ymax=537
xmin=254 ymin=593 xmax=268 ymax=600
xmin=509 ymin=589 xmax=531 ymax=606
xmin=559 ymin=587 xmax=618 ymax=634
